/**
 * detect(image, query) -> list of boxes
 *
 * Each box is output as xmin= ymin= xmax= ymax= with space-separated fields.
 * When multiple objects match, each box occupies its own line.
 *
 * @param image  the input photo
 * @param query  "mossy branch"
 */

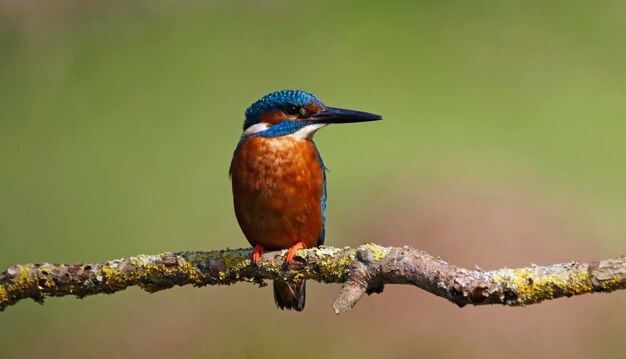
xmin=1 ymin=244 xmax=624 ymax=314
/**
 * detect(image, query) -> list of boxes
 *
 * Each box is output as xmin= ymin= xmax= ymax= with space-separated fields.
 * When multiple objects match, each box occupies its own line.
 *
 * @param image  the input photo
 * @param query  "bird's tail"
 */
xmin=273 ymin=279 xmax=306 ymax=311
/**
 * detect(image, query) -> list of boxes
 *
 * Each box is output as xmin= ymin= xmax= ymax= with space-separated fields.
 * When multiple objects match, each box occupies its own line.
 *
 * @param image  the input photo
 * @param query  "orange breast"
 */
xmin=229 ymin=136 xmax=324 ymax=250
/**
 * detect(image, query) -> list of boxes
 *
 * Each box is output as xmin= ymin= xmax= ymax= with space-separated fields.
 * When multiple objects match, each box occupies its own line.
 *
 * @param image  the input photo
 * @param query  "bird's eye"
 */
xmin=284 ymin=105 xmax=301 ymax=116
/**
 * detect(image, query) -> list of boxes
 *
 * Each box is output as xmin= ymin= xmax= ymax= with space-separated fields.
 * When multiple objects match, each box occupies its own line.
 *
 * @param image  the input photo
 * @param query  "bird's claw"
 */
xmin=252 ymin=244 xmax=264 ymax=265
xmin=285 ymin=242 xmax=305 ymax=264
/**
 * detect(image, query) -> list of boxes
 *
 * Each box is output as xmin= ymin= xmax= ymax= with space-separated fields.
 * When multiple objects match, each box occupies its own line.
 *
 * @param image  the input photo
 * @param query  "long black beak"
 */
xmin=309 ymin=106 xmax=382 ymax=124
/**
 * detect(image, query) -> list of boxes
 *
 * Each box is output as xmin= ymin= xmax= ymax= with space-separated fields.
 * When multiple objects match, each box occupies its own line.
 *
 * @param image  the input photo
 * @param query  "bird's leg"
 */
xmin=285 ymin=242 xmax=305 ymax=264
xmin=252 ymin=244 xmax=264 ymax=264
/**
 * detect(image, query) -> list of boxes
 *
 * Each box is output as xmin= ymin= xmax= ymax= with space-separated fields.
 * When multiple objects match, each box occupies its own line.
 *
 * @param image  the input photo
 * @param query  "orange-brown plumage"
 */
xmin=229 ymin=135 xmax=323 ymax=251
xmin=230 ymin=90 xmax=381 ymax=311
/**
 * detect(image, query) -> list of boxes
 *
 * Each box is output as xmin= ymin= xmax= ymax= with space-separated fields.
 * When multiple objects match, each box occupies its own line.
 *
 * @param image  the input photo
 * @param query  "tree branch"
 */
xmin=1 ymin=244 xmax=624 ymax=314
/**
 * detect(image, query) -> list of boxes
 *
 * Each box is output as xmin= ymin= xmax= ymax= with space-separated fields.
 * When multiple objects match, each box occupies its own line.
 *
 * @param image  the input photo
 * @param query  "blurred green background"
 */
xmin=1 ymin=1 xmax=625 ymax=358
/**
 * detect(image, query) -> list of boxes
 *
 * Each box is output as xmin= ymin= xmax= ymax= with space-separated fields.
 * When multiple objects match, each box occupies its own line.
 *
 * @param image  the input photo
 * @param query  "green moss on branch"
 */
xmin=0 ymin=245 xmax=624 ymax=314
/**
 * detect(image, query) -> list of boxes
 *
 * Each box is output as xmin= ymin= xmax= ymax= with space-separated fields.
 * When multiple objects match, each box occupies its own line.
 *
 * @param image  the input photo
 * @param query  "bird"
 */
xmin=229 ymin=90 xmax=382 ymax=311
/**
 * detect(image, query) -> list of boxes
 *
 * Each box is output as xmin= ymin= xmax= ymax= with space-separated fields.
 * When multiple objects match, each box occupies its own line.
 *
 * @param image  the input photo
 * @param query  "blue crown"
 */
xmin=243 ymin=90 xmax=324 ymax=130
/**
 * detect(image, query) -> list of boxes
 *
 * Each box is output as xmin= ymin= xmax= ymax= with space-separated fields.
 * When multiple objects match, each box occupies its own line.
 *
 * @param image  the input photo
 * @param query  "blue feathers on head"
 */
xmin=243 ymin=90 xmax=324 ymax=130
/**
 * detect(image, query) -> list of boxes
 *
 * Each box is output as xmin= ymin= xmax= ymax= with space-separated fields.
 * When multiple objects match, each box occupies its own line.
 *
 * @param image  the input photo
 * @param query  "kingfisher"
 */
xmin=229 ymin=90 xmax=382 ymax=311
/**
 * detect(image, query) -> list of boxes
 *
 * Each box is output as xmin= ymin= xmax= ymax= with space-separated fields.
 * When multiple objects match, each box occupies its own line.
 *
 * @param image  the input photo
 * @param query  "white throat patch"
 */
xmin=288 ymin=123 xmax=327 ymax=140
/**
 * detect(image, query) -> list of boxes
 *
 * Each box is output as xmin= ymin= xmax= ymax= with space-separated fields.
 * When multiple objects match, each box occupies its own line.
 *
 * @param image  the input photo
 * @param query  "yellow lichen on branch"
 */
xmin=0 ymin=245 xmax=624 ymax=314
xmin=490 ymin=266 xmax=594 ymax=305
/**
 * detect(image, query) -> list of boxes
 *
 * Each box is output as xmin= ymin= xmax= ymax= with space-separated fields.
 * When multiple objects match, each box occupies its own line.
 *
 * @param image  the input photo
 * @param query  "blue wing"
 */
xmin=313 ymin=142 xmax=327 ymax=246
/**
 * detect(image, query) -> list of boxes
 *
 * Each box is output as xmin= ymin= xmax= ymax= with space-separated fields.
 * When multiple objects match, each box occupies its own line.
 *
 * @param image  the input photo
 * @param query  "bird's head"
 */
xmin=241 ymin=90 xmax=381 ymax=140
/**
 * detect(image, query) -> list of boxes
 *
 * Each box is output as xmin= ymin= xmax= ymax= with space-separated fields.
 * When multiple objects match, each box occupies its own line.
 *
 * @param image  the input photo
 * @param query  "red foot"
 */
xmin=252 ymin=244 xmax=264 ymax=264
xmin=285 ymin=242 xmax=305 ymax=264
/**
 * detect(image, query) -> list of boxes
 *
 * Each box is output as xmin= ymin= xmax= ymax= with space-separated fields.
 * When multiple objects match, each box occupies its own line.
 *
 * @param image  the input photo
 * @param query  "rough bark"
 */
xmin=0 ymin=244 xmax=624 ymax=314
